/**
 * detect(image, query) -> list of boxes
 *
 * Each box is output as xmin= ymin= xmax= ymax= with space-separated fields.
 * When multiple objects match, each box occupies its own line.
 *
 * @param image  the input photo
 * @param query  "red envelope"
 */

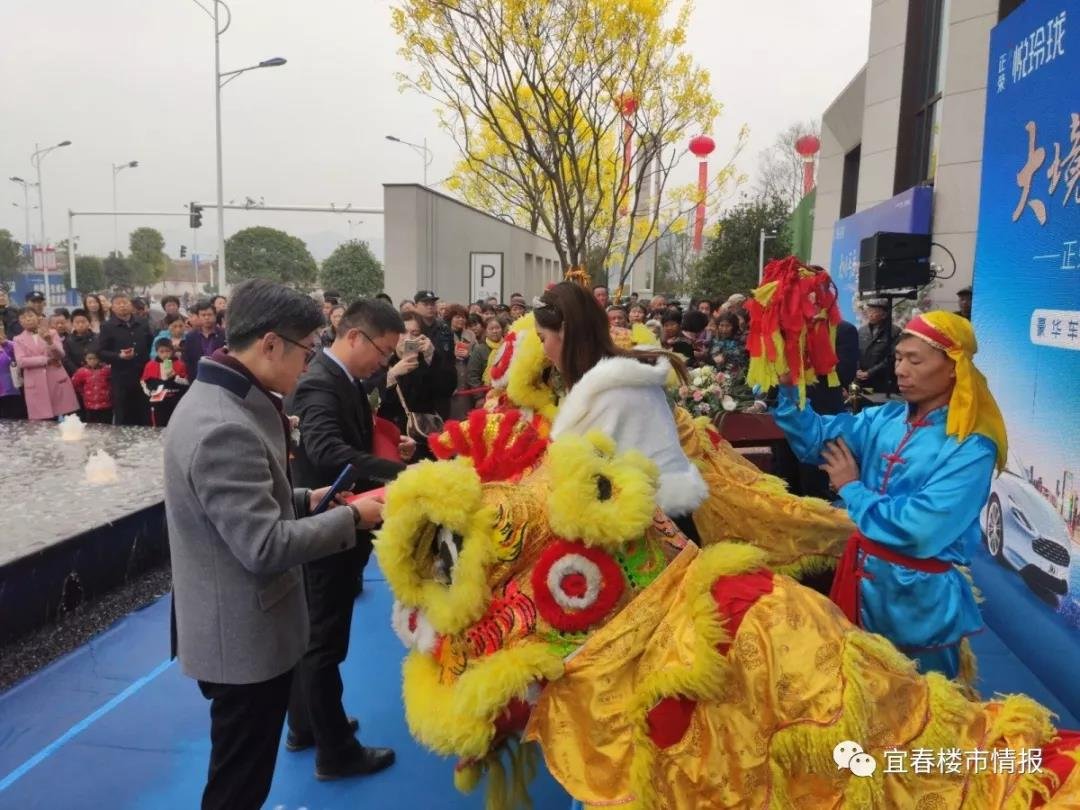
xmin=347 ymin=486 xmax=385 ymax=503
xmin=373 ymin=415 xmax=402 ymax=462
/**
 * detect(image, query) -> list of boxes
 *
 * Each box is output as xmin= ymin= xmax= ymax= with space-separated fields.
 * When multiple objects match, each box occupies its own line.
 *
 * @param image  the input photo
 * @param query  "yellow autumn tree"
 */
xmin=392 ymin=0 xmax=745 ymax=288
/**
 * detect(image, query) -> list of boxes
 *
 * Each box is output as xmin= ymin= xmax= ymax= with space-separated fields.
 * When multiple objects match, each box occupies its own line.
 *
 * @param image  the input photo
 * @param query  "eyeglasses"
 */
xmin=357 ymin=329 xmax=395 ymax=362
xmin=277 ymin=334 xmax=317 ymax=365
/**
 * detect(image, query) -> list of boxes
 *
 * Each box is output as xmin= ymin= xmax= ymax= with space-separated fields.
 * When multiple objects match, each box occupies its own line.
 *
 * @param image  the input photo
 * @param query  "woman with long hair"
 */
xmin=97 ymin=294 xmax=112 ymax=321
xmin=446 ymin=304 xmax=477 ymax=420
xmin=83 ymin=293 xmax=105 ymax=334
xmin=534 ymin=282 xmax=707 ymax=525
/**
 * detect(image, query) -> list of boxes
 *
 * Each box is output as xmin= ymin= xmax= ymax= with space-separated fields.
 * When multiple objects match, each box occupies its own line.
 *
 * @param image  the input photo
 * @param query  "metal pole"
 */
xmin=112 ymin=169 xmax=119 ymax=256
xmin=192 ymin=226 xmax=199 ymax=295
xmin=191 ymin=203 xmax=384 ymax=214
xmin=34 ymin=144 xmax=51 ymax=306
xmin=68 ymin=210 xmax=77 ymax=290
xmin=22 ymin=183 xmax=31 ymax=251
xmin=214 ymin=0 xmax=227 ymax=291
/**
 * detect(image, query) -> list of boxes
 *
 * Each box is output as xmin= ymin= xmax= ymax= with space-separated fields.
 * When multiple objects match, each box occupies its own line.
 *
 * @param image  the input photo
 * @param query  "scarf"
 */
xmin=482 ymin=338 xmax=502 ymax=385
xmin=902 ymin=312 xmax=1008 ymax=471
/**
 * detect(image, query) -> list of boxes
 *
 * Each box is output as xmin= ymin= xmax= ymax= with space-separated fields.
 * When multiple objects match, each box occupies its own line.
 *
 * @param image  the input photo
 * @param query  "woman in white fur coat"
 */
xmin=534 ymin=282 xmax=709 ymax=535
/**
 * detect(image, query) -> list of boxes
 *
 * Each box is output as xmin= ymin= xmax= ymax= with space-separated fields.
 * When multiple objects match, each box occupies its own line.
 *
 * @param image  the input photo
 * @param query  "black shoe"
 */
xmin=285 ymin=717 xmax=360 ymax=753
xmin=315 ymin=744 xmax=396 ymax=781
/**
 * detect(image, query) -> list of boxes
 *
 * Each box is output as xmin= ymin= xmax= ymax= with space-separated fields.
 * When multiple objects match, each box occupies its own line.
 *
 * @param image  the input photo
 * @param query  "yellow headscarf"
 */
xmin=901 ymin=311 xmax=1008 ymax=471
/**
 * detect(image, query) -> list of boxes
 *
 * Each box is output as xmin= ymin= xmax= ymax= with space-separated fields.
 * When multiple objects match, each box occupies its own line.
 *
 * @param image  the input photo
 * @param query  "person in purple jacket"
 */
xmin=183 ymin=299 xmax=227 ymax=373
xmin=0 ymin=320 xmax=27 ymax=419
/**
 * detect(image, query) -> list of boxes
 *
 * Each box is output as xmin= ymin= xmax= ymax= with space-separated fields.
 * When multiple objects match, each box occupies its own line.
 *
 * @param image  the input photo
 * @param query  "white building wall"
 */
xmin=811 ymin=69 xmax=866 ymax=269
xmin=929 ymin=0 xmax=998 ymax=304
xmin=857 ymin=0 xmax=910 ymax=211
xmin=811 ymin=0 xmax=998 ymax=311
xmin=383 ymin=184 xmax=562 ymax=306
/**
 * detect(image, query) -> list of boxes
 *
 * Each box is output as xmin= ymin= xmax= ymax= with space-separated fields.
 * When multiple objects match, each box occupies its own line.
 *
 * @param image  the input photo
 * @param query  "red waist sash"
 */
xmin=829 ymin=531 xmax=952 ymax=626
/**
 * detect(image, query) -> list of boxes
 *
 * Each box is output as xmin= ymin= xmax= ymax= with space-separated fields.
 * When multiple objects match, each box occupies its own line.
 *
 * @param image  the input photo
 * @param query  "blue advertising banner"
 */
xmin=971 ymin=0 xmax=1079 ymax=719
xmin=829 ymin=186 xmax=933 ymax=323
xmin=9 ymin=272 xmax=81 ymax=309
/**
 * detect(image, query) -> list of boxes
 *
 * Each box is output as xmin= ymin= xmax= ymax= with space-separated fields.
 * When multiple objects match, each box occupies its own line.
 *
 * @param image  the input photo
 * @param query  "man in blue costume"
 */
xmin=772 ymin=311 xmax=1008 ymax=680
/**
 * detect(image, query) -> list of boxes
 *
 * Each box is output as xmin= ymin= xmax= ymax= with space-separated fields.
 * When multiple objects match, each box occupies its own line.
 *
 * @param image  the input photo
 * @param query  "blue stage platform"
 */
xmin=0 ymin=562 xmax=1074 ymax=809
xmin=0 ymin=563 xmax=571 ymax=809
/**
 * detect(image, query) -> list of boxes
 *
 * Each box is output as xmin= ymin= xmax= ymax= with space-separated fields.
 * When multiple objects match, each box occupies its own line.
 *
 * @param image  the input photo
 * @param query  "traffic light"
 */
xmin=189 ymin=202 xmax=203 ymax=229
xmin=180 ymin=245 xmax=187 ymax=258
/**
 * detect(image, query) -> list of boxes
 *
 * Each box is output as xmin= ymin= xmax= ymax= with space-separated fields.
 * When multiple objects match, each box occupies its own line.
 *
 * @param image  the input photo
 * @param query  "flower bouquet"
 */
xmin=669 ymin=365 xmax=756 ymax=422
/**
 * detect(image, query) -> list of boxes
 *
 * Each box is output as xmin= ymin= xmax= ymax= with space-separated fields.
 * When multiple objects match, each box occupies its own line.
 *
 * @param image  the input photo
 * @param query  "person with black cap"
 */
xmin=956 ymin=286 xmax=972 ymax=320
xmin=411 ymin=290 xmax=456 ymax=419
xmin=856 ymin=298 xmax=900 ymax=396
xmin=24 ymin=290 xmax=46 ymax=318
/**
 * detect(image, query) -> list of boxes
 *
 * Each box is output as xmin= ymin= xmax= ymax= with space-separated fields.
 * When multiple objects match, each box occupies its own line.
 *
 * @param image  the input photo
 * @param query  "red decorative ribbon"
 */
xmin=745 ymin=257 xmax=840 ymax=386
xmin=1033 ymin=729 xmax=1080 ymax=806
xmin=829 ymin=531 xmax=950 ymax=626
xmin=903 ymin=314 xmax=956 ymax=351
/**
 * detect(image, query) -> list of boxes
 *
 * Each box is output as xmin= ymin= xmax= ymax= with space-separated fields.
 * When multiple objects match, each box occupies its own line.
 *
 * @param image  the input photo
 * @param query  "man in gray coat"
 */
xmin=164 ymin=279 xmax=384 ymax=810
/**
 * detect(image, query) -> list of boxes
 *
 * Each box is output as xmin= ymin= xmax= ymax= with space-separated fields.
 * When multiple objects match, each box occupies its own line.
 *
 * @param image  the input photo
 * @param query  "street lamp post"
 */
xmin=194 ymin=0 xmax=285 ymax=295
xmin=192 ymin=0 xmax=286 ymax=292
xmin=30 ymin=140 xmax=72 ymax=305
xmin=9 ymin=177 xmax=38 ymax=251
xmin=112 ymin=160 xmax=139 ymax=256
xmin=385 ymin=135 xmax=433 ymax=187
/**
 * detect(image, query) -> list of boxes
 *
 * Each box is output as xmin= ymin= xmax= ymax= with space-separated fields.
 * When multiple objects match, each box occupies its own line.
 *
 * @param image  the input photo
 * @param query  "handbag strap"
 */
xmin=394 ymin=381 xmax=414 ymax=418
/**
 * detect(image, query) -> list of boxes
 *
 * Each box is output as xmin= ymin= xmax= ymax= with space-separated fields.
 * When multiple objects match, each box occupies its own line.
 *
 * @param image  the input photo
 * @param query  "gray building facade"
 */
xmin=383 ymin=184 xmax=563 ymax=305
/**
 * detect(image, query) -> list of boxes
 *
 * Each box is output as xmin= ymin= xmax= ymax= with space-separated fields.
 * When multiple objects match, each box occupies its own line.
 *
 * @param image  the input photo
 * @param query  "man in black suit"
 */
xmin=284 ymin=299 xmax=415 ymax=781
xmin=97 ymin=293 xmax=153 ymax=425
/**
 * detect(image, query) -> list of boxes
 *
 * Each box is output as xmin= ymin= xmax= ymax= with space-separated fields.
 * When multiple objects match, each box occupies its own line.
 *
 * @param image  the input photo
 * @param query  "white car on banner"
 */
xmin=981 ymin=451 xmax=1072 ymax=607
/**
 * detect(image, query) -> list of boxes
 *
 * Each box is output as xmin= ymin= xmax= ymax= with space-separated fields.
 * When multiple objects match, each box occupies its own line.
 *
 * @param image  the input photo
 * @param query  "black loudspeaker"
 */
xmin=858 ymin=231 xmax=932 ymax=292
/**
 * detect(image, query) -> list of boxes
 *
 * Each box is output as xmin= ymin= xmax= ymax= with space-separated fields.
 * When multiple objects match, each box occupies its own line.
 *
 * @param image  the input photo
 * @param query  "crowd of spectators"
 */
xmin=0 ymin=289 xmax=227 ymax=427
xmin=0 ymin=274 xmax=958 ymax=438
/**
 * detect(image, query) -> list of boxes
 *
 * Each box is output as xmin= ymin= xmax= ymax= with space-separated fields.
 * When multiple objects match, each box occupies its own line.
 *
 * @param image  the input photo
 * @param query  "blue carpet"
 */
xmin=0 ymin=563 xmax=571 ymax=809
xmin=967 ymin=542 xmax=1080 ymax=722
xmin=1 ymin=562 xmax=1075 ymax=809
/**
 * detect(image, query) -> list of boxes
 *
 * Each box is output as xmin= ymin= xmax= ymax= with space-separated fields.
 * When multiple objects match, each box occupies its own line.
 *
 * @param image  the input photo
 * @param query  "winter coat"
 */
xmin=0 ymin=340 xmax=19 ymax=397
xmin=449 ymin=328 xmax=478 ymax=420
xmin=12 ymin=329 xmax=79 ymax=420
xmin=72 ymin=365 xmax=113 ymax=411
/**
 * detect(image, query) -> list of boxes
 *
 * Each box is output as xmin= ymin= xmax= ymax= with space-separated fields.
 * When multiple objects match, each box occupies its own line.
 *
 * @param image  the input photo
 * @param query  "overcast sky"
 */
xmin=1 ymin=0 xmax=871 ymax=262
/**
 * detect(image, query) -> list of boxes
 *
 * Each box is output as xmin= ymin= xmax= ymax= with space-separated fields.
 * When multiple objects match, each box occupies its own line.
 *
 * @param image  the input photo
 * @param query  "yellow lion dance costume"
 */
xmin=375 ymin=430 xmax=1080 ymax=808
xmin=432 ymin=312 xmax=853 ymax=578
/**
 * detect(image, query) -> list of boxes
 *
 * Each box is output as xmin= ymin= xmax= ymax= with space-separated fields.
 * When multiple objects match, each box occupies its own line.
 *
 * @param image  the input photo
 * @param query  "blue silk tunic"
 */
xmin=772 ymin=386 xmax=994 ymax=654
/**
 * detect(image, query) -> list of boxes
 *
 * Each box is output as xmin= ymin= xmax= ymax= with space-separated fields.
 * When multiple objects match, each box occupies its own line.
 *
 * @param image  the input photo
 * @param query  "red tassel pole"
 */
xmin=620 ymin=118 xmax=633 ymax=217
xmin=693 ymin=160 xmax=707 ymax=252
xmin=687 ymin=135 xmax=716 ymax=252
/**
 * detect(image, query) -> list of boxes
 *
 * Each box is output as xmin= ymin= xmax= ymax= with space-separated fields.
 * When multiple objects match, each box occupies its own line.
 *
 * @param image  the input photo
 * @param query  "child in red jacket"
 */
xmin=141 ymin=338 xmax=189 ymax=428
xmin=71 ymin=351 xmax=113 ymax=424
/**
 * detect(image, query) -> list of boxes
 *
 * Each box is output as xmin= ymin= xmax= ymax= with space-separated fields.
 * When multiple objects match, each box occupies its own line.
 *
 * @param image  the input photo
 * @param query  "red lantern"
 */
xmin=794 ymin=135 xmax=821 ymax=197
xmin=688 ymin=134 xmax=715 ymax=158
xmin=688 ymin=135 xmax=716 ymax=252
xmin=794 ymin=134 xmax=821 ymax=157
